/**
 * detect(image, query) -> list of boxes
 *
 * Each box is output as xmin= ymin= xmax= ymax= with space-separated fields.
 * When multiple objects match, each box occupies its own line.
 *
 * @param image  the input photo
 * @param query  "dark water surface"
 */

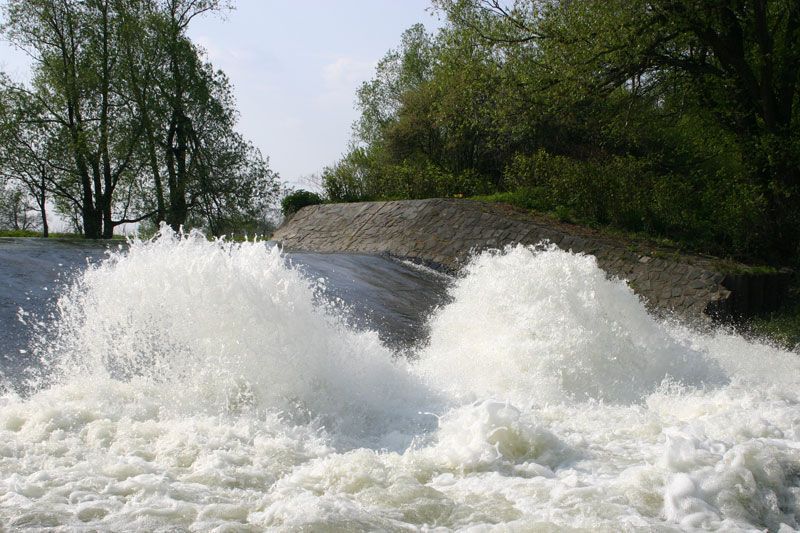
xmin=0 ymin=238 xmax=449 ymax=383
xmin=0 ymin=239 xmax=115 ymax=379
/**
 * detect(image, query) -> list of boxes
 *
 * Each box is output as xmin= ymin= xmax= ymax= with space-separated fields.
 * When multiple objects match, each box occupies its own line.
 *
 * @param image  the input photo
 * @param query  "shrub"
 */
xmin=281 ymin=190 xmax=323 ymax=216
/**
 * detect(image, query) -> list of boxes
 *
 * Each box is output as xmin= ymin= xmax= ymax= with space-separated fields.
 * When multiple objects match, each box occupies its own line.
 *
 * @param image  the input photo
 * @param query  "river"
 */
xmin=0 ymin=230 xmax=798 ymax=530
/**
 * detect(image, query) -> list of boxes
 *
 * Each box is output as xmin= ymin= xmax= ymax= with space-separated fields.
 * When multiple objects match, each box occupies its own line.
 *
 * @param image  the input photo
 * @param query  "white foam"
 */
xmin=30 ymin=228 xmax=436 ymax=444
xmin=0 ymin=236 xmax=798 ymax=530
xmin=415 ymin=245 xmax=726 ymax=404
xmin=397 ymin=258 xmax=453 ymax=280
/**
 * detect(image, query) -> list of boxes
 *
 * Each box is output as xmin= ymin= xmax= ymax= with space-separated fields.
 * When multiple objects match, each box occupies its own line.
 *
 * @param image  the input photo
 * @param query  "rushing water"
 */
xmin=0 ymin=231 xmax=798 ymax=531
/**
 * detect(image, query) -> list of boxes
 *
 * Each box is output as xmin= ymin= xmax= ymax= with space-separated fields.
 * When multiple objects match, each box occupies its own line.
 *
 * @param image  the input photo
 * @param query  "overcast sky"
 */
xmin=0 ymin=0 xmax=441 ymax=191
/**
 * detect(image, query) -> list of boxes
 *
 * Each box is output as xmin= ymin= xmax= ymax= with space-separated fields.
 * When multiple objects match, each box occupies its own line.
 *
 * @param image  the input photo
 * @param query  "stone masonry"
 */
xmin=272 ymin=199 xmax=791 ymax=322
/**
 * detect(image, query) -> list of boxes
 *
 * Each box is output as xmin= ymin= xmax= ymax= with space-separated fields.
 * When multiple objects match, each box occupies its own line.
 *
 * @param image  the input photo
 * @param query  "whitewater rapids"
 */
xmin=1 ymin=231 xmax=798 ymax=531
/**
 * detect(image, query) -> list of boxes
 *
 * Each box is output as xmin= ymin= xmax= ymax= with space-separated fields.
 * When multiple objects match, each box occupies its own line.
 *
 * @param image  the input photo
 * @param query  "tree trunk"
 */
xmin=82 ymin=204 xmax=100 ymax=238
xmin=171 ymin=112 xmax=189 ymax=231
xmin=146 ymin=122 xmax=166 ymax=223
xmin=102 ymin=196 xmax=114 ymax=238
xmin=89 ymin=157 xmax=104 ymax=238
xmin=62 ymin=5 xmax=101 ymax=240
xmin=40 ymin=203 xmax=49 ymax=238
xmin=164 ymin=118 xmax=190 ymax=232
xmin=39 ymin=169 xmax=48 ymax=238
xmin=76 ymin=150 xmax=100 ymax=238
xmin=164 ymin=28 xmax=191 ymax=233
xmin=99 ymin=0 xmax=114 ymax=240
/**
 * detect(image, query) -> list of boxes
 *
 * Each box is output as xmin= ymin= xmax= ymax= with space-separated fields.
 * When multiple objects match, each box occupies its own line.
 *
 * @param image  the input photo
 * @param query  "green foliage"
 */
xmin=322 ymin=147 xmax=379 ymax=202
xmin=324 ymin=0 xmax=800 ymax=265
xmin=0 ymin=229 xmax=103 ymax=239
xmin=0 ymin=185 xmax=38 ymax=232
xmin=750 ymin=309 xmax=800 ymax=350
xmin=281 ymin=190 xmax=323 ymax=216
xmin=0 ymin=0 xmax=279 ymax=239
xmin=354 ymin=24 xmax=436 ymax=146
xmin=749 ymin=280 xmax=800 ymax=349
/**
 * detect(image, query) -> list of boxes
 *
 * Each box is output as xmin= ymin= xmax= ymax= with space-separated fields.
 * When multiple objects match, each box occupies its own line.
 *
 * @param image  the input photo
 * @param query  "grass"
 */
xmin=1 ymin=228 xmax=274 ymax=246
xmin=469 ymin=191 xmax=780 ymax=274
xmin=0 ymin=229 xmax=126 ymax=240
xmin=471 ymin=190 xmax=551 ymax=215
xmin=747 ymin=280 xmax=800 ymax=350
xmin=0 ymin=229 xmax=80 ymax=239
xmin=470 ymin=190 xmax=687 ymax=247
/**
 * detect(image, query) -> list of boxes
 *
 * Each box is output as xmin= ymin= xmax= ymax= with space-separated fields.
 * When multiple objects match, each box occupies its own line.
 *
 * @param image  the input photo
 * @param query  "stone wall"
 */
xmin=273 ymin=199 xmax=791 ymax=321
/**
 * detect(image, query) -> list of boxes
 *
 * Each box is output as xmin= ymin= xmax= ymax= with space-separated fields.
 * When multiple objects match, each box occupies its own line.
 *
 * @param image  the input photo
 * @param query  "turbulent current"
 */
xmin=1 ymin=231 xmax=799 ymax=531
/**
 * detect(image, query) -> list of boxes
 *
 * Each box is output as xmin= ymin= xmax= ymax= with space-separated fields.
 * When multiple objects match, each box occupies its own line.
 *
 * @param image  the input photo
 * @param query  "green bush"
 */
xmin=281 ymin=190 xmax=323 ymax=216
xmin=503 ymin=149 xmax=653 ymax=228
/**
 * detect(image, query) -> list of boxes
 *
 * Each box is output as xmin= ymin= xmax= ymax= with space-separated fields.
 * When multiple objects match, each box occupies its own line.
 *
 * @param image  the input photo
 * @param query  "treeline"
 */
xmin=323 ymin=0 xmax=799 ymax=264
xmin=0 ymin=0 xmax=280 ymax=238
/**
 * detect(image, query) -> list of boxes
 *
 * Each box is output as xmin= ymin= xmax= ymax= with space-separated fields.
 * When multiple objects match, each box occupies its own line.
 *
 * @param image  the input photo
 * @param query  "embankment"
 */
xmin=272 ymin=199 xmax=791 ymax=321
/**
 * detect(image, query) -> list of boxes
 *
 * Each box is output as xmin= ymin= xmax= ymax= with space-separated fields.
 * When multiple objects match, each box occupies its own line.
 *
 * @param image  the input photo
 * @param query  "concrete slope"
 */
xmin=273 ymin=199 xmax=791 ymax=321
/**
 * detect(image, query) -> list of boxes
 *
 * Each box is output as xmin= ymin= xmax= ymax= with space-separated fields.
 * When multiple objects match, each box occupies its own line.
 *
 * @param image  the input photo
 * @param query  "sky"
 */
xmin=0 ymin=0 xmax=442 ymax=191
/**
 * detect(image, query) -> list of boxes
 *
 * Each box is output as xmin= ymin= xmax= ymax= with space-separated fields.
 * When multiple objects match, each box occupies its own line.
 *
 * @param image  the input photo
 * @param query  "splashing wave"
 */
xmin=1 ymin=231 xmax=798 ymax=530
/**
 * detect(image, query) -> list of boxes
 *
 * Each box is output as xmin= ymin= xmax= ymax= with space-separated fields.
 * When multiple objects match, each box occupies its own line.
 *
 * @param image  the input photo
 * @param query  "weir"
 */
xmin=273 ymin=198 xmax=791 ymax=322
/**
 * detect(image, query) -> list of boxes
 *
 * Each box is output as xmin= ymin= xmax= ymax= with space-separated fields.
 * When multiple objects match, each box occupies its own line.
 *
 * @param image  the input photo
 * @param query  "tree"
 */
xmin=281 ymin=189 xmax=323 ymax=217
xmin=0 ymin=184 xmax=38 ymax=231
xmin=116 ymin=0 xmax=277 ymax=234
xmin=327 ymin=0 xmax=798 ymax=262
xmin=2 ymin=0 xmax=146 ymax=238
xmin=0 ymin=80 xmax=57 ymax=236
xmin=435 ymin=0 xmax=800 ymax=261
xmin=354 ymin=24 xmax=436 ymax=147
xmin=1 ymin=0 xmax=280 ymax=238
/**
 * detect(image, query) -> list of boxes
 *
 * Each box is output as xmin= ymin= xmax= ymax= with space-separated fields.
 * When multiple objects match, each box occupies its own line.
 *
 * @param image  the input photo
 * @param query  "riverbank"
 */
xmin=273 ymin=199 xmax=794 ymax=325
xmin=0 ymin=229 xmax=127 ymax=241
